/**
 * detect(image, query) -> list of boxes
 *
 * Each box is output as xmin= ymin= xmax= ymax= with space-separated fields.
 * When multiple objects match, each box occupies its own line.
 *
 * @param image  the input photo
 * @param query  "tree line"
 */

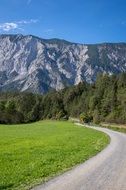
xmin=0 ymin=73 xmax=126 ymax=124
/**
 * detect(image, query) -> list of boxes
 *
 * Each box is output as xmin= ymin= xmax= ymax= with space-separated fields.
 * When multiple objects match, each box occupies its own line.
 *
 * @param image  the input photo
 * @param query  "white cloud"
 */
xmin=0 ymin=19 xmax=38 ymax=32
xmin=0 ymin=23 xmax=18 ymax=31
xmin=18 ymin=19 xmax=38 ymax=24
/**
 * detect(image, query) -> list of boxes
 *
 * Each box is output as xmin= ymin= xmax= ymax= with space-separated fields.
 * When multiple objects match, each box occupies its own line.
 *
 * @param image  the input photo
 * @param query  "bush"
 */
xmin=80 ymin=113 xmax=93 ymax=123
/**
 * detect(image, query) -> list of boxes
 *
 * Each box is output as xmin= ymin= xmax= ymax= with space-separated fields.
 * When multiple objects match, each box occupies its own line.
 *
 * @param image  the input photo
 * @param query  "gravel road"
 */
xmin=32 ymin=124 xmax=126 ymax=190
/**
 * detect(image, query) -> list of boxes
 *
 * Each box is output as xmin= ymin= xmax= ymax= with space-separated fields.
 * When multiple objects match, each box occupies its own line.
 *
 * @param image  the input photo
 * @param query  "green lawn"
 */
xmin=0 ymin=120 xmax=109 ymax=190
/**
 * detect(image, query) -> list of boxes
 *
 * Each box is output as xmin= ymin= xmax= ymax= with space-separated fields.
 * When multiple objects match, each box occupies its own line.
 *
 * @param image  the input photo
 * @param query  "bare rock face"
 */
xmin=0 ymin=34 xmax=126 ymax=94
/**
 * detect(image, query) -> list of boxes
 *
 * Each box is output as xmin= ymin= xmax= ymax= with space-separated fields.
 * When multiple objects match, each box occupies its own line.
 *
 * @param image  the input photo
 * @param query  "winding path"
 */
xmin=33 ymin=124 xmax=126 ymax=190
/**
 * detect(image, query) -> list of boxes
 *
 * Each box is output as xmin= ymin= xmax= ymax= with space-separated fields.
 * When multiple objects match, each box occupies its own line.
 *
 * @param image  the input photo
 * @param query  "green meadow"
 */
xmin=0 ymin=121 xmax=109 ymax=190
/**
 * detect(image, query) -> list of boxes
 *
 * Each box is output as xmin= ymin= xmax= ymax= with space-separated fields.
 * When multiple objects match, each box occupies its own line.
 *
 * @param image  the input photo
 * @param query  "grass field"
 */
xmin=0 ymin=120 xmax=109 ymax=190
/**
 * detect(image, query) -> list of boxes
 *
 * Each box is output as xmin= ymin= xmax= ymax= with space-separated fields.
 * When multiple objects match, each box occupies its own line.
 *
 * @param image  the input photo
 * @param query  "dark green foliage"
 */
xmin=80 ymin=112 xmax=93 ymax=123
xmin=0 ymin=73 xmax=126 ymax=124
xmin=5 ymin=100 xmax=16 ymax=114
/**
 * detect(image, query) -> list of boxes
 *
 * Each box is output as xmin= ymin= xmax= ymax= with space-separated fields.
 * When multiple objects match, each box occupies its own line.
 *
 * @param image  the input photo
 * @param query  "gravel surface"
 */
xmin=32 ymin=124 xmax=126 ymax=190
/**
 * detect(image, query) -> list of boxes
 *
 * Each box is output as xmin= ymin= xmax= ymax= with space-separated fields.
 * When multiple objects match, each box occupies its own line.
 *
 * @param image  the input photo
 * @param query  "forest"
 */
xmin=0 ymin=73 xmax=126 ymax=124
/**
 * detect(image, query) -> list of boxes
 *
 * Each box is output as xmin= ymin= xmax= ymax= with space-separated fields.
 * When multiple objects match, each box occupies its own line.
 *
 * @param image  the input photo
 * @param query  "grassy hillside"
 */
xmin=0 ymin=121 xmax=109 ymax=190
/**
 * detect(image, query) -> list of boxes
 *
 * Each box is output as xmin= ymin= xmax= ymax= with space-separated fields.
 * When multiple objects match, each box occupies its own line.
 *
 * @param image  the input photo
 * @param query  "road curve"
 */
xmin=32 ymin=124 xmax=126 ymax=190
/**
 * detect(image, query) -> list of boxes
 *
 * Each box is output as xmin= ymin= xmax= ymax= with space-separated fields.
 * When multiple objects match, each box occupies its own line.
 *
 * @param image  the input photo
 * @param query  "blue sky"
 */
xmin=0 ymin=0 xmax=126 ymax=44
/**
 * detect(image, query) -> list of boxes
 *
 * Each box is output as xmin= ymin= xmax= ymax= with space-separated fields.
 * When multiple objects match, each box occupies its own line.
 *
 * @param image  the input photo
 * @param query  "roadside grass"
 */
xmin=0 ymin=120 xmax=109 ymax=190
xmin=101 ymin=123 xmax=126 ymax=133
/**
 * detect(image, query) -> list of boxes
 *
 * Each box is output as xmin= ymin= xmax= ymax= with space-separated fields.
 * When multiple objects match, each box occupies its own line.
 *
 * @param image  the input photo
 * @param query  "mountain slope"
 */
xmin=0 ymin=34 xmax=126 ymax=93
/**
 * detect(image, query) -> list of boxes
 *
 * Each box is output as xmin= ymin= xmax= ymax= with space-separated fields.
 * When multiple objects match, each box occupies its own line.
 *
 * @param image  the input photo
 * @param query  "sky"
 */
xmin=0 ymin=0 xmax=126 ymax=44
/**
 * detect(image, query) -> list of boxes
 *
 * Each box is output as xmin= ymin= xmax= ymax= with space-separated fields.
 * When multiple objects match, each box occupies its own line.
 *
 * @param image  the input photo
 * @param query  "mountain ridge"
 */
xmin=0 ymin=34 xmax=126 ymax=94
xmin=1 ymin=34 xmax=126 ymax=45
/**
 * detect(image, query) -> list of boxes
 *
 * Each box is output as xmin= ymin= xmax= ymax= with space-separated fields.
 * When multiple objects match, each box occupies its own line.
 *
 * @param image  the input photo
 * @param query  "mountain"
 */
xmin=0 ymin=34 xmax=126 ymax=94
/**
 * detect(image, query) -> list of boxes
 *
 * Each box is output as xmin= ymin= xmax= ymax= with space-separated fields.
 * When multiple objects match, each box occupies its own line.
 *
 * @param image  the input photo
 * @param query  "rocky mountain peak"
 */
xmin=0 ymin=34 xmax=126 ymax=93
